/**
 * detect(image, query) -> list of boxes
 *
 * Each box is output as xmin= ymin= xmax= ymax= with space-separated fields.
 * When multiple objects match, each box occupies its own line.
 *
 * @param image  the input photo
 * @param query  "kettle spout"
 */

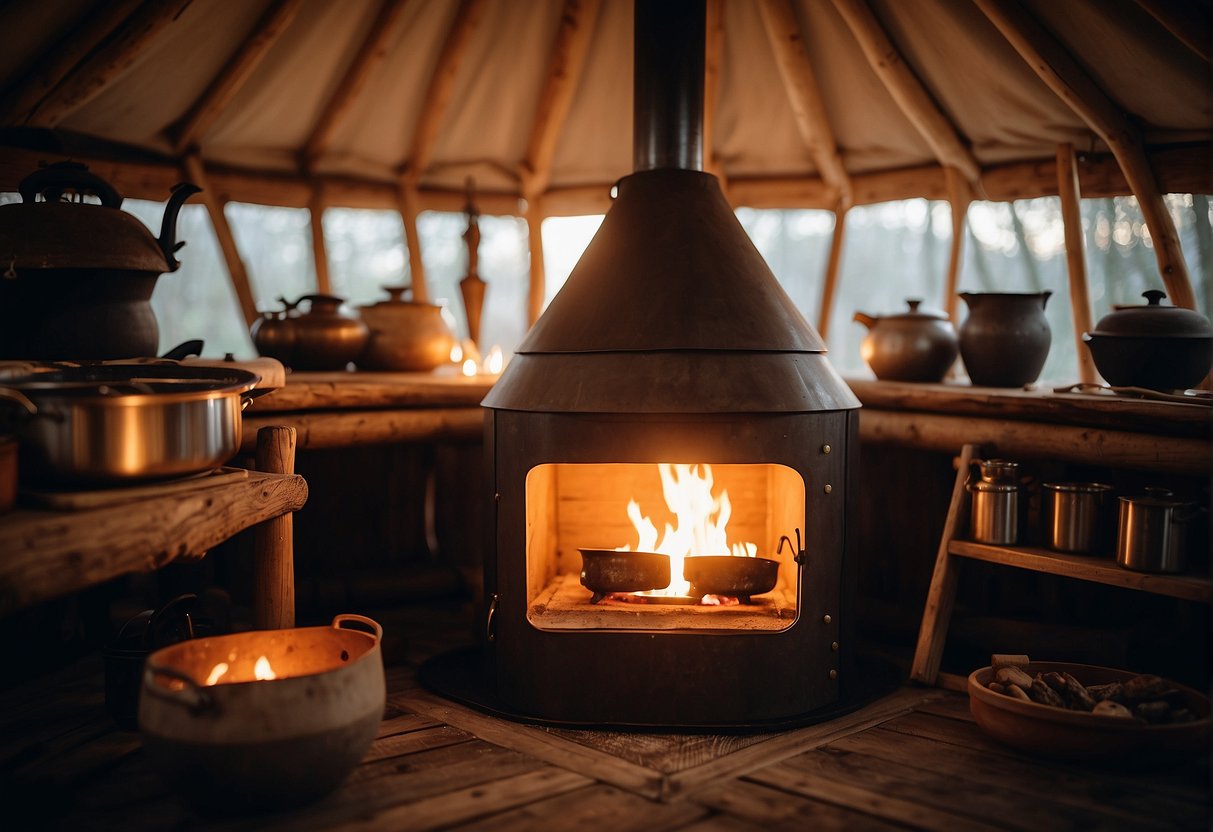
xmin=158 ymin=182 xmax=202 ymax=271
xmin=852 ymin=311 xmax=877 ymax=330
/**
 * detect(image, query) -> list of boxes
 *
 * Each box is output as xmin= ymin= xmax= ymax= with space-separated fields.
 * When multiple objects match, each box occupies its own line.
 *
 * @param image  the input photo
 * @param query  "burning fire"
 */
xmin=616 ymin=463 xmax=757 ymax=597
xmin=203 ymin=655 xmax=277 ymax=685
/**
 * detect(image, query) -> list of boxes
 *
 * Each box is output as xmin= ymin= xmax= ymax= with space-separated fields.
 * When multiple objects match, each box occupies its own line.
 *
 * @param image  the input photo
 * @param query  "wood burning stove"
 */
xmin=429 ymin=0 xmax=861 ymax=728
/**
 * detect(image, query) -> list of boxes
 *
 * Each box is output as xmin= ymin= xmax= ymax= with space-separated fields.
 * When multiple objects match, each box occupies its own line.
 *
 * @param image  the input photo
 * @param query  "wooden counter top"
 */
xmin=248 ymin=370 xmax=495 ymax=413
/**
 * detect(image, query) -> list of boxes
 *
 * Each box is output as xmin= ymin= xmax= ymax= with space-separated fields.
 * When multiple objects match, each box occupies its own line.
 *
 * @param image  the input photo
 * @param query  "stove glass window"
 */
xmin=525 ymin=463 xmax=804 ymax=632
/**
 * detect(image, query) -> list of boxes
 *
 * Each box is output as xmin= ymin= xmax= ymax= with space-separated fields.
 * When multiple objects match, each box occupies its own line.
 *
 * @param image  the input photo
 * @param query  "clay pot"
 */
xmin=358 ymin=286 xmax=456 ymax=371
xmin=853 ymin=299 xmax=958 ymax=382
xmin=1083 ymin=290 xmax=1213 ymax=391
xmin=958 ymin=291 xmax=1052 ymax=387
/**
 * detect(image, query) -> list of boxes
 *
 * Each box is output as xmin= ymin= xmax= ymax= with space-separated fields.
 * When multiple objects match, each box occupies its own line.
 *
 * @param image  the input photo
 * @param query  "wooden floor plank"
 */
xmin=882 ymin=710 xmax=1213 ymax=803
xmin=750 ymin=748 xmax=1010 ymax=831
xmin=361 ymin=725 xmax=474 ymax=763
xmin=688 ymin=778 xmax=909 ymax=830
xmin=396 ymin=690 xmax=666 ymax=798
xmin=670 ymin=815 xmax=764 ymax=832
xmin=447 ymin=783 xmax=709 ymax=832
xmin=329 ymin=766 xmax=593 ymax=831
xmin=831 ymin=728 xmax=1199 ymax=830
xmin=375 ymin=712 xmax=441 ymax=739
xmin=537 ymin=727 xmax=767 ymax=773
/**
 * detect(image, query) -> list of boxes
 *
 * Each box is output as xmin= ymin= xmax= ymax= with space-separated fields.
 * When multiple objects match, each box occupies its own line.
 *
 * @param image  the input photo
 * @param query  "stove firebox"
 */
xmin=474 ymin=0 xmax=861 ymax=727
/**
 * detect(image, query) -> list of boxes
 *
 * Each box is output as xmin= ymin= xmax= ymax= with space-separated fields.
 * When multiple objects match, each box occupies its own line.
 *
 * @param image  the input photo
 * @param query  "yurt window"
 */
xmin=225 ymin=202 xmax=316 ymax=312
xmin=321 ymin=208 xmax=407 ymax=308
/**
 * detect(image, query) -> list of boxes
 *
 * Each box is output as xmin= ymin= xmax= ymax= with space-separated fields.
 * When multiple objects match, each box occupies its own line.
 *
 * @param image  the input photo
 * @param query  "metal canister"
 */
xmin=1043 ymin=482 xmax=1113 ymax=554
xmin=977 ymin=459 xmax=1019 ymax=485
xmin=969 ymin=479 xmax=1020 ymax=544
xmin=1116 ymin=491 xmax=1198 ymax=573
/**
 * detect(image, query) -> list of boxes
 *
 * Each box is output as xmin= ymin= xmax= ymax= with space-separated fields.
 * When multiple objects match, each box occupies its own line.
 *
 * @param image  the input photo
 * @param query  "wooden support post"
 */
xmin=397 ymin=181 xmax=429 ymax=301
xmin=253 ymin=426 xmax=296 ymax=630
xmin=1057 ymin=144 xmax=1098 ymax=384
xmin=974 ymin=0 xmax=1196 ymax=309
xmin=309 ymin=188 xmax=332 ymax=295
xmin=1132 ymin=0 xmax=1211 ymax=63
xmin=526 ymin=195 xmax=547 ymax=325
xmin=182 ymin=153 xmax=259 ymax=325
xmin=943 ymin=166 xmax=970 ymax=324
xmin=817 ymin=207 xmax=847 ymax=340
xmin=911 ymin=443 xmax=977 ymax=686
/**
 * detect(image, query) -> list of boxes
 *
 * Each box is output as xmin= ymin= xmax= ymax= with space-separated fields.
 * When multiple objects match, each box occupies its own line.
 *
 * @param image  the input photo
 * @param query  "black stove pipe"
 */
xmin=633 ymin=0 xmax=705 ymax=172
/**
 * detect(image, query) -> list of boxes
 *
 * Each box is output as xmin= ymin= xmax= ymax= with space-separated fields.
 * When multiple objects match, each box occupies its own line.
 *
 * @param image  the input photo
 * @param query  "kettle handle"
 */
xmin=18 ymin=162 xmax=122 ymax=207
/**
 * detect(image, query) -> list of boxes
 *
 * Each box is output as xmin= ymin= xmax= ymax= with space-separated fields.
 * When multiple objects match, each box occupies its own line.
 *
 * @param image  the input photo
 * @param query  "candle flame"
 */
xmin=461 ymin=358 xmax=478 ymax=377
xmin=254 ymin=655 xmax=277 ymax=681
xmin=485 ymin=345 xmax=504 ymax=374
xmin=450 ymin=343 xmax=463 ymax=362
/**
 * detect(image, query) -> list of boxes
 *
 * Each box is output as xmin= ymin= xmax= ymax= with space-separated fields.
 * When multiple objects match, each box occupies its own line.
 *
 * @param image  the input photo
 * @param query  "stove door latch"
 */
xmin=778 ymin=529 xmax=807 ymax=566
xmin=485 ymin=593 xmax=499 ymax=642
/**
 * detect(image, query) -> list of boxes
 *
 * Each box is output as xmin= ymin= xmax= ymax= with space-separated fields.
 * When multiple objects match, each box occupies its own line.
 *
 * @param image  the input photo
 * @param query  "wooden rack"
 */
xmin=910 ymin=443 xmax=1212 ymax=692
xmin=0 ymin=426 xmax=307 ymax=628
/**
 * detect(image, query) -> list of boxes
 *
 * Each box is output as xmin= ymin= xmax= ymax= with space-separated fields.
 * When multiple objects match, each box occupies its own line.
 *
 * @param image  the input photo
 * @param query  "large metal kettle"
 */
xmin=0 ymin=162 xmax=201 ymax=361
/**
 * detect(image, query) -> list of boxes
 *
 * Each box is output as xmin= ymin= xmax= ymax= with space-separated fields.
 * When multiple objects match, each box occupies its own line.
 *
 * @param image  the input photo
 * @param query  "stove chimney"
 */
xmin=633 ymin=0 xmax=705 ymax=172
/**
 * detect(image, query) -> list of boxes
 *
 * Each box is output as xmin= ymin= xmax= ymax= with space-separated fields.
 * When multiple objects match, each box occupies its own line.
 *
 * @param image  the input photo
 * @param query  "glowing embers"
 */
xmin=524 ymin=462 xmax=804 ymax=631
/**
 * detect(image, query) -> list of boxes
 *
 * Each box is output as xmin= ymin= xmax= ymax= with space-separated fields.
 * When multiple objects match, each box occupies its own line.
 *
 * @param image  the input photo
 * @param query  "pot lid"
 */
xmin=0 ymin=364 xmax=258 ymax=399
xmin=887 ymin=299 xmax=950 ymax=322
xmin=1089 ymin=290 xmax=1213 ymax=338
xmin=0 ymin=162 xmax=198 ymax=273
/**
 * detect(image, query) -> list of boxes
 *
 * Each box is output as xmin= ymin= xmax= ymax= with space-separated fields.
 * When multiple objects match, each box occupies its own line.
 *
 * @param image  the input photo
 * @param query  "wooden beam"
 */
xmin=24 ymin=0 xmax=192 ymax=127
xmin=241 ymin=408 xmax=484 ymax=452
xmin=404 ymin=0 xmax=488 ymax=181
xmin=759 ymin=0 xmax=851 ymax=206
xmin=1132 ymin=0 xmax=1211 ymax=63
xmin=171 ymin=0 xmax=304 ymax=154
xmin=817 ymin=209 xmax=848 ymax=340
xmin=300 ymin=0 xmax=412 ymax=170
xmin=829 ymin=0 xmax=982 ymax=187
xmin=521 ymin=0 xmax=601 ymax=197
xmin=943 ymin=166 xmax=971 ymax=324
xmin=703 ymin=0 xmax=726 ymax=182
xmin=1057 ymin=143 xmax=1097 ymax=385
xmin=525 ymin=196 xmax=547 ymax=325
xmin=0 ymin=0 xmax=142 ymax=125
xmin=974 ymin=0 xmax=1196 ymax=309
xmin=309 ymin=187 xmax=332 ymax=295
xmin=182 ymin=153 xmax=259 ymax=325
xmin=253 ymin=426 xmax=297 ymax=630
xmin=396 ymin=182 xmax=429 ymax=301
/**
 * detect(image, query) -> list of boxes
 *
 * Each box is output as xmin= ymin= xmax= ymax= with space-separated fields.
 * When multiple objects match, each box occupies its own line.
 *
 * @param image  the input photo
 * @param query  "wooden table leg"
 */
xmin=254 ymin=426 xmax=297 ymax=629
xmin=910 ymin=443 xmax=977 ymax=685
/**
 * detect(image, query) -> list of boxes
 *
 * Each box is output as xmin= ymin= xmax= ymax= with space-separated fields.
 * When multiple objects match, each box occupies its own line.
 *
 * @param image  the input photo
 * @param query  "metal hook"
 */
xmin=777 ymin=528 xmax=806 ymax=565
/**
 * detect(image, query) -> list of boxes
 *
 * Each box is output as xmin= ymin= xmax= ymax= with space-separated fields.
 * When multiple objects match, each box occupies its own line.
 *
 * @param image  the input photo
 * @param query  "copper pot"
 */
xmin=358 ymin=286 xmax=456 ymax=371
xmin=139 ymin=614 xmax=385 ymax=813
xmin=287 ymin=294 xmax=369 ymax=371
xmin=0 ymin=162 xmax=200 ymax=360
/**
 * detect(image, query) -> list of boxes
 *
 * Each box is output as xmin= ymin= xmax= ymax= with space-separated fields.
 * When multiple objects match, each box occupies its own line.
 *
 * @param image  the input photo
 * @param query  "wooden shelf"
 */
xmin=0 ymin=470 xmax=308 ymax=615
xmin=947 ymin=540 xmax=1213 ymax=604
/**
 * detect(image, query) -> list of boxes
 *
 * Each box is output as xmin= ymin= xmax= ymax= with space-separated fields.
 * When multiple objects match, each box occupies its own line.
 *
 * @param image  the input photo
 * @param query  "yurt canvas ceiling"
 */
xmin=0 ymin=0 xmax=1209 ymax=215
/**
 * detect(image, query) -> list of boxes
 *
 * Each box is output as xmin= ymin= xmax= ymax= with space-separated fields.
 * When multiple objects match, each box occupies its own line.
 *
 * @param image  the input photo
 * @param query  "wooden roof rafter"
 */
xmin=519 ymin=0 xmax=602 ymax=199
xmin=0 ymin=0 xmax=142 ymax=125
xmin=299 ymin=0 xmax=413 ymax=172
xmin=829 ymin=0 xmax=983 ymax=190
xmin=170 ymin=0 xmax=304 ymax=155
xmin=973 ymin=0 xmax=1196 ymax=310
xmin=1132 ymin=0 xmax=1211 ymax=63
xmin=758 ymin=0 xmax=852 ymax=208
xmin=22 ymin=0 xmax=193 ymax=128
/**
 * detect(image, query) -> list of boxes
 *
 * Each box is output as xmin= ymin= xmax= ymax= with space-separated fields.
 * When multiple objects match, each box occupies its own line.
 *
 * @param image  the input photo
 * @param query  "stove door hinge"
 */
xmin=778 ymin=529 xmax=807 ymax=567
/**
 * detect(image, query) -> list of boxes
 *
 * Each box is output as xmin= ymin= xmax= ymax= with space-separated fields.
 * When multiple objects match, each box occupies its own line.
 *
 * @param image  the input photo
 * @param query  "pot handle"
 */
xmin=142 ymin=664 xmax=214 ymax=714
xmin=332 ymin=614 xmax=383 ymax=643
xmin=0 ymin=388 xmax=37 ymax=416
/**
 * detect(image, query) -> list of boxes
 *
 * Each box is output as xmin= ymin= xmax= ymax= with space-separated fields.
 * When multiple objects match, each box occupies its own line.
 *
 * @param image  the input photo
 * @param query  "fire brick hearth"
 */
xmin=423 ymin=0 xmax=863 ymax=728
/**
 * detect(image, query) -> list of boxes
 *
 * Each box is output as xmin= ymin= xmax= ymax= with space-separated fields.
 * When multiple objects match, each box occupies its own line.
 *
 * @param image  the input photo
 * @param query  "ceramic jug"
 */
xmin=958 ymin=291 xmax=1051 ymax=387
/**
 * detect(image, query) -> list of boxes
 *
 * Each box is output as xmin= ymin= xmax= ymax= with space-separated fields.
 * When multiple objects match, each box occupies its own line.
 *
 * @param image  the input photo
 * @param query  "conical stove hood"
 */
xmin=484 ymin=0 xmax=856 ymax=414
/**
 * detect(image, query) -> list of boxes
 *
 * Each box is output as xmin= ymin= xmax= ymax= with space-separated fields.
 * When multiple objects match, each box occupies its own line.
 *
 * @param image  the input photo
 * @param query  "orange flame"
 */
xmin=616 ymin=463 xmax=757 ymax=596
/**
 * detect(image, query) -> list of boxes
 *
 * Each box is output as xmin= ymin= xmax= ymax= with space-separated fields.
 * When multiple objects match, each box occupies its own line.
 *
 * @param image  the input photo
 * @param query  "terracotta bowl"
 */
xmin=139 ymin=615 xmax=385 ymax=813
xmin=968 ymin=661 xmax=1210 ymax=765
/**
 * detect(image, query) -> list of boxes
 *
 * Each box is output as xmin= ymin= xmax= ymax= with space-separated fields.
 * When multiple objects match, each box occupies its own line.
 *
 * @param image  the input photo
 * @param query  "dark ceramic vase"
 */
xmin=958 ymin=291 xmax=1052 ymax=387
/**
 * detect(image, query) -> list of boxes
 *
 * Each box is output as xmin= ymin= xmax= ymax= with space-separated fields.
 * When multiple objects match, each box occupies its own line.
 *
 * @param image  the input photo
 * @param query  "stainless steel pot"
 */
xmin=968 ymin=479 xmax=1020 ymax=544
xmin=1043 ymin=482 xmax=1113 ymax=554
xmin=0 ymin=365 xmax=260 ymax=484
xmin=1117 ymin=490 xmax=1201 ymax=573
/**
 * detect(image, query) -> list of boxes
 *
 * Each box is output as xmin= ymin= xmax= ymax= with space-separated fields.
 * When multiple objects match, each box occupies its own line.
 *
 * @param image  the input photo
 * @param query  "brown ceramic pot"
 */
xmin=358 ymin=286 xmax=456 ymax=371
xmin=958 ymin=291 xmax=1052 ymax=387
xmin=853 ymin=299 xmax=959 ymax=382
xmin=1083 ymin=290 xmax=1213 ymax=391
